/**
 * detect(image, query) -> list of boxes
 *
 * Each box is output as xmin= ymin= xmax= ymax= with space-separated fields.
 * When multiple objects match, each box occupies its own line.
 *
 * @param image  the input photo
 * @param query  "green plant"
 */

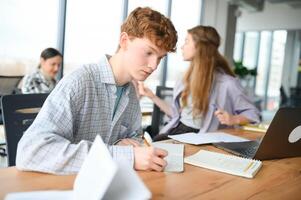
xmin=233 ymin=61 xmax=257 ymax=78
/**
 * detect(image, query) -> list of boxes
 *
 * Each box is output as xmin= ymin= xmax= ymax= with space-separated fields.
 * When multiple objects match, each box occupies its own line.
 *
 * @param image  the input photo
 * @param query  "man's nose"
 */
xmin=149 ymin=58 xmax=160 ymax=70
xmin=54 ymin=65 xmax=60 ymax=72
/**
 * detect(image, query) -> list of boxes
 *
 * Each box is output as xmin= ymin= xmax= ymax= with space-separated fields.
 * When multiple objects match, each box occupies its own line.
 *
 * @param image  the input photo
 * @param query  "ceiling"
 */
xmin=266 ymin=0 xmax=301 ymax=9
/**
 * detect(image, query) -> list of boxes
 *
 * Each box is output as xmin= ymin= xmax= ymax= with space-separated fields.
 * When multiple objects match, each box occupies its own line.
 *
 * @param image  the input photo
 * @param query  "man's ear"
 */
xmin=119 ymin=32 xmax=129 ymax=51
xmin=40 ymin=57 xmax=45 ymax=65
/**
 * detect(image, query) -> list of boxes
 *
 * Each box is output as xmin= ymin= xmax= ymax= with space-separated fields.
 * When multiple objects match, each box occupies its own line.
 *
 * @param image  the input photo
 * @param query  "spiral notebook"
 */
xmin=184 ymin=150 xmax=262 ymax=178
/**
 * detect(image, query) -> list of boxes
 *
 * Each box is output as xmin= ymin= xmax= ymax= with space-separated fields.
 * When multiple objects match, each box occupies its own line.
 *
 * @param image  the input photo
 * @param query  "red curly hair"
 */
xmin=121 ymin=7 xmax=177 ymax=52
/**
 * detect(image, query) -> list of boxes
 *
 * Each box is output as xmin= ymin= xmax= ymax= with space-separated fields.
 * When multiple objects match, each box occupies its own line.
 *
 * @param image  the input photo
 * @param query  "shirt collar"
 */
xmin=98 ymin=54 xmax=131 ymax=94
xmin=97 ymin=54 xmax=117 ymax=85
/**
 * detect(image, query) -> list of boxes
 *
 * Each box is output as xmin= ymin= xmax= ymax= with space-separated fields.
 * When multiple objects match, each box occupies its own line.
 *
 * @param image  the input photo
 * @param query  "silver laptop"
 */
xmin=213 ymin=108 xmax=301 ymax=160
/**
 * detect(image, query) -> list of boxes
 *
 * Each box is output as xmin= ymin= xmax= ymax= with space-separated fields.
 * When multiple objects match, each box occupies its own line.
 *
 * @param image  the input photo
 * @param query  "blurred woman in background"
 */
xmin=138 ymin=25 xmax=260 ymax=141
xmin=22 ymin=47 xmax=62 ymax=94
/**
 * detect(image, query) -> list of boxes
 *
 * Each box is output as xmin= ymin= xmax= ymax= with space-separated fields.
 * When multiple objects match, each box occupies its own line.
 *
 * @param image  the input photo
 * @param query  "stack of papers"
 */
xmin=168 ymin=132 xmax=249 ymax=145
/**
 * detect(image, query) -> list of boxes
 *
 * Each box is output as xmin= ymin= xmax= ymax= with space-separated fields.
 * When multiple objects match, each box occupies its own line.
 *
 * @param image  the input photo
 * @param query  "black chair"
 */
xmin=0 ymin=75 xmax=23 ymax=95
xmin=1 ymin=93 xmax=49 ymax=166
xmin=280 ymin=86 xmax=289 ymax=107
xmin=289 ymin=87 xmax=301 ymax=107
xmin=146 ymin=86 xmax=173 ymax=139
xmin=0 ymin=141 xmax=6 ymax=157
xmin=0 ymin=75 xmax=23 ymax=124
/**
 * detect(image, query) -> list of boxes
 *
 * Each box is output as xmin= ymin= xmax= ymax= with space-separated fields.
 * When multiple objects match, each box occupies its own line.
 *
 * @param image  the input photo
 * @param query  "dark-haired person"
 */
xmin=21 ymin=47 xmax=62 ymax=94
xmin=16 ymin=7 xmax=178 ymax=175
xmin=138 ymin=25 xmax=260 ymax=141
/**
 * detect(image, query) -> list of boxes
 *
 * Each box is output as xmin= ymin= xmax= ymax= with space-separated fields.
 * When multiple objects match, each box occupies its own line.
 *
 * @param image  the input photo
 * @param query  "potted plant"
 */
xmin=233 ymin=61 xmax=257 ymax=96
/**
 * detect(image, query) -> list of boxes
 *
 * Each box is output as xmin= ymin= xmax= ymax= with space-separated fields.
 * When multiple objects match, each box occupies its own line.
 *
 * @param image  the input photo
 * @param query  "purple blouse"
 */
xmin=159 ymin=71 xmax=261 ymax=134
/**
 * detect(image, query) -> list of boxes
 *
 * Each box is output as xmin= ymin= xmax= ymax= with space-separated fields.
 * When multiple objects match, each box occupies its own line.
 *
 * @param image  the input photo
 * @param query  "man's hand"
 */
xmin=134 ymin=147 xmax=168 ymax=171
xmin=116 ymin=138 xmax=141 ymax=147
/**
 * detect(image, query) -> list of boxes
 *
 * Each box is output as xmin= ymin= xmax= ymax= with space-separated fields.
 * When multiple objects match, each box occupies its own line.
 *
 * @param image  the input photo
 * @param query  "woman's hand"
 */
xmin=137 ymin=82 xmax=155 ymax=99
xmin=214 ymin=109 xmax=249 ymax=126
xmin=214 ymin=109 xmax=238 ymax=126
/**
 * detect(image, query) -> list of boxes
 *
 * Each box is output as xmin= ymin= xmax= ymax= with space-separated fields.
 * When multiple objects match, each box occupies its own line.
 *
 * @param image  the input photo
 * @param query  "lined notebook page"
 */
xmin=184 ymin=150 xmax=262 ymax=178
xmin=152 ymin=143 xmax=184 ymax=172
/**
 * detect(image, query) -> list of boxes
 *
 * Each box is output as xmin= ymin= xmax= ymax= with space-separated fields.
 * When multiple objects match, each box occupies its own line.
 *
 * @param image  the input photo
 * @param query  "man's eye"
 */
xmin=146 ymin=52 xmax=153 ymax=56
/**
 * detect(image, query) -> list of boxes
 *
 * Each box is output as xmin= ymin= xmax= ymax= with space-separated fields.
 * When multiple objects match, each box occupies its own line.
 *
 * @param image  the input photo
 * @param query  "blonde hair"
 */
xmin=181 ymin=25 xmax=235 ymax=117
xmin=121 ymin=7 xmax=177 ymax=52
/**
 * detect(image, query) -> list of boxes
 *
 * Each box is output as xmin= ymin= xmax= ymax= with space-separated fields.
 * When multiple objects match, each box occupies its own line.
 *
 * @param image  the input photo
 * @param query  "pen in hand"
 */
xmin=142 ymin=132 xmax=152 ymax=147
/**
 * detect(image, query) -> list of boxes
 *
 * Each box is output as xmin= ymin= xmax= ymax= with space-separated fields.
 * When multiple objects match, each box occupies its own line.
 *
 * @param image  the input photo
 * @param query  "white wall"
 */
xmin=237 ymin=2 xmax=301 ymax=31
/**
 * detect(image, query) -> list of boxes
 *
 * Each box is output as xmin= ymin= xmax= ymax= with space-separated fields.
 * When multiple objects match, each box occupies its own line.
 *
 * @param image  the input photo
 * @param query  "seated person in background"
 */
xmin=16 ymin=7 xmax=178 ymax=175
xmin=138 ymin=25 xmax=260 ymax=141
xmin=21 ymin=47 xmax=62 ymax=94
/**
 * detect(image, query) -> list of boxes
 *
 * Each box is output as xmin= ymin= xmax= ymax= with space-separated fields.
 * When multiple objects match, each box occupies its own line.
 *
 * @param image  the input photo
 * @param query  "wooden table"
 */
xmin=0 ymin=129 xmax=300 ymax=199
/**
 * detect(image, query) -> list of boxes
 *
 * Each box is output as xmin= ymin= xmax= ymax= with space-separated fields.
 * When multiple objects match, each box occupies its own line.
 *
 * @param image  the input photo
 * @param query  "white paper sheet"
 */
xmin=73 ymin=135 xmax=118 ymax=200
xmin=168 ymin=132 xmax=249 ymax=145
xmin=5 ymin=191 xmax=73 ymax=200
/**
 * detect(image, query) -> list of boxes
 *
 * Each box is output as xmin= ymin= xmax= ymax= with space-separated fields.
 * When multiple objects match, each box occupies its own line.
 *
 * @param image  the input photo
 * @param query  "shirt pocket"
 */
xmin=120 ymin=124 xmax=129 ymax=138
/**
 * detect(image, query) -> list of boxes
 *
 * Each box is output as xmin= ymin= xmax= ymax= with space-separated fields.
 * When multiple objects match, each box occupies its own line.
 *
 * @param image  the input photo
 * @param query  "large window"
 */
xmin=267 ymin=31 xmax=287 ymax=110
xmin=63 ymin=0 xmax=123 ymax=74
xmin=1 ymin=1 xmax=204 ymax=100
xmin=233 ymin=32 xmax=244 ymax=62
xmin=166 ymin=0 xmax=202 ymax=87
xmin=242 ymin=32 xmax=260 ymax=69
xmin=0 ymin=0 xmax=60 ymax=76
xmin=255 ymin=31 xmax=272 ymax=97
xmin=128 ymin=0 xmax=168 ymax=14
xmin=233 ymin=30 xmax=287 ymax=111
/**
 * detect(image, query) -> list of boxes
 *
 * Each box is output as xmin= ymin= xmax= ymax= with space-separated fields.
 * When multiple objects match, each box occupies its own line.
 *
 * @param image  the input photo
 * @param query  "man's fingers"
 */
xmin=154 ymin=148 xmax=168 ymax=158
xmin=153 ymin=155 xmax=167 ymax=168
xmin=150 ymin=162 xmax=165 ymax=172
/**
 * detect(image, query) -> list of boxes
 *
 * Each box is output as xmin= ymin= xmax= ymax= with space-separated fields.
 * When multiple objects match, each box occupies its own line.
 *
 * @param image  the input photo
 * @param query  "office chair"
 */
xmin=0 ymin=75 xmax=23 ymax=95
xmin=290 ymin=87 xmax=301 ymax=107
xmin=146 ymin=86 xmax=173 ymax=139
xmin=0 ymin=140 xmax=6 ymax=157
xmin=280 ymin=86 xmax=289 ymax=107
xmin=0 ymin=75 xmax=23 ymax=124
xmin=1 ymin=93 xmax=49 ymax=166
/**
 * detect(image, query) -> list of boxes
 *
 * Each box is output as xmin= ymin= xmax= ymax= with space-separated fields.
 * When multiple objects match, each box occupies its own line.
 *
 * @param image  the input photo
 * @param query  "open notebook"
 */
xmin=152 ymin=142 xmax=184 ymax=172
xmin=184 ymin=150 xmax=262 ymax=178
xmin=144 ymin=132 xmax=184 ymax=172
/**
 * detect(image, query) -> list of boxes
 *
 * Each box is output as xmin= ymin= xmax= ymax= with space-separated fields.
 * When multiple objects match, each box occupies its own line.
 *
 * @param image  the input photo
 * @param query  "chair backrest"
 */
xmin=0 ymin=75 xmax=23 ymax=95
xmin=289 ymin=87 xmax=301 ymax=107
xmin=1 ymin=93 xmax=49 ymax=166
xmin=280 ymin=86 xmax=288 ymax=107
xmin=0 ymin=75 xmax=24 ymax=124
xmin=149 ymin=86 xmax=173 ymax=138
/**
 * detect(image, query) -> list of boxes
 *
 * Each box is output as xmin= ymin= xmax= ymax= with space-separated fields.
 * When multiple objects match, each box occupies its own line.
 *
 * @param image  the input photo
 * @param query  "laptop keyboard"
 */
xmin=213 ymin=140 xmax=261 ymax=158
xmin=238 ymin=145 xmax=258 ymax=158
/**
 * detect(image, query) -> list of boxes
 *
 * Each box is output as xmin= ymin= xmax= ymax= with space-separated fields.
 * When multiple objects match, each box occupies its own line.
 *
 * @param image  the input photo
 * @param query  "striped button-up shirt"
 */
xmin=21 ymin=69 xmax=57 ymax=94
xmin=16 ymin=55 xmax=142 ymax=175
